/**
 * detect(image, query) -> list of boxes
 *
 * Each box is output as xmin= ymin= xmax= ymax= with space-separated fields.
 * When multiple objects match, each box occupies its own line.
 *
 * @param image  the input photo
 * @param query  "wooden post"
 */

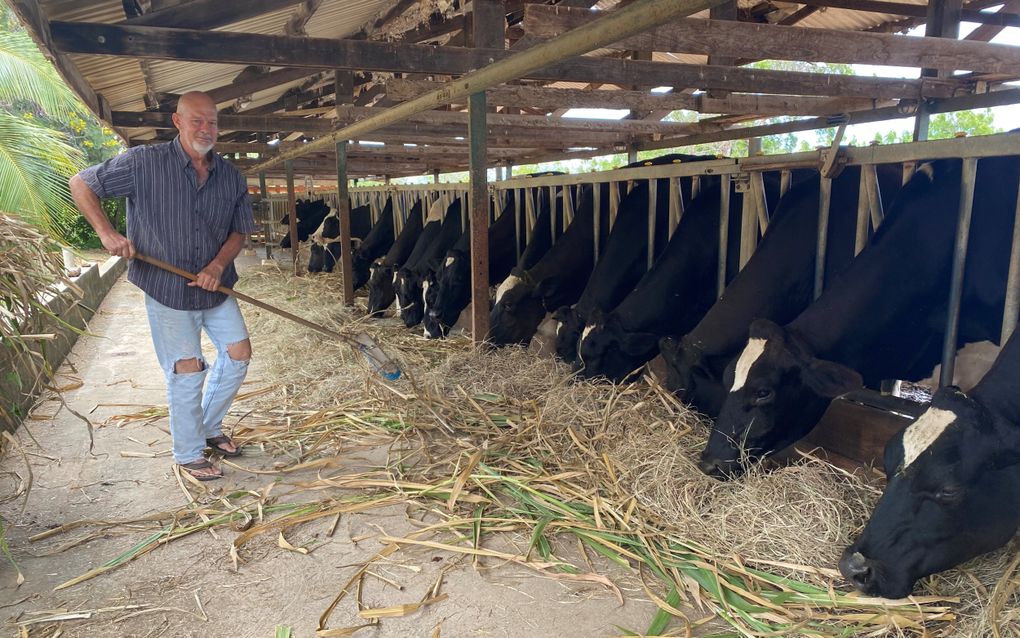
xmin=915 ymin=0 xmax=962 ymax=141
xmin=285 ymin=159 xmax=299 ymax=274
xmin=469 ymin=92 xmax=490 ymax=343
xmin=258 ymin=171 xmax=272 ymax=259
xmin=336 ymin=141 xmax=354 ymax=305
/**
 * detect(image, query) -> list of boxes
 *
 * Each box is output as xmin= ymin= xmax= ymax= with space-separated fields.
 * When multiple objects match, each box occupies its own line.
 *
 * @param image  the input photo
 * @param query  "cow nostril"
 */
xmin=841 ymin=551 xmax=874 ymax=589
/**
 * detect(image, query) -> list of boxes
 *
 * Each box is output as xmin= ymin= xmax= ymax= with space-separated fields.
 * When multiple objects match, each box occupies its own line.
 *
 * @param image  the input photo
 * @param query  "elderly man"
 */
xmin=70 ymin=91 xmax=255 ymax=481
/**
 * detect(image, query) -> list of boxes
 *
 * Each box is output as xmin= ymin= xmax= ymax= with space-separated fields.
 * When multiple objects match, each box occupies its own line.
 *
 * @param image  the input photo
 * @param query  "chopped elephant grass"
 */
xmin=38 ymin=268 xmax=1018 ymax=637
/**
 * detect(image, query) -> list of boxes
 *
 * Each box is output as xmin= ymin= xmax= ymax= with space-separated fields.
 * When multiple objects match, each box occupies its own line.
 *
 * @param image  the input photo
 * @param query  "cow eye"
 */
xmin=752 ymin=388 xmax=774 ymax=405
xmin=934 ymin=485 xmax=962 ymax=503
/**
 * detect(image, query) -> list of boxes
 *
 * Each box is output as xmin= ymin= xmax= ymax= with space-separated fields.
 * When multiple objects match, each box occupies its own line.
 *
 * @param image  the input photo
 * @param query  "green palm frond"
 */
xmin=0 ymin=113 xmax=83 ymax=242
xmin=0 ymin=30 xmax=81 ymax=119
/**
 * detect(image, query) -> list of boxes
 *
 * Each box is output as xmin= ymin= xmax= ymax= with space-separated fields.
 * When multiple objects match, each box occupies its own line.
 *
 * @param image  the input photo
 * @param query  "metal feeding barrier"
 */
xmin=324 ymin=132 xmax=1020 ymax=386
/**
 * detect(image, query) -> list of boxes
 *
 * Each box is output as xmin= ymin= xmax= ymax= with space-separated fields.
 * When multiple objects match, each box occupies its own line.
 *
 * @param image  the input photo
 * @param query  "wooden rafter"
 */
xmin=48 ymin=21 xmax=960 ymax=99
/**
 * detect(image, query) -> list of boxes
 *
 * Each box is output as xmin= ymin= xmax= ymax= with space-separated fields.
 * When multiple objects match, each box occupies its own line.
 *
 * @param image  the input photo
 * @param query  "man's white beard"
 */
xmin=192 ymin=139 xmax=215 ymax=154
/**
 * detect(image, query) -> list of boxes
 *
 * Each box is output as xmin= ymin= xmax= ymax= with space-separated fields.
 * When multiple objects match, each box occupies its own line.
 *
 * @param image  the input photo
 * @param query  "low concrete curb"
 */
xmin=1 ymin=256 xmax=126 ymax=432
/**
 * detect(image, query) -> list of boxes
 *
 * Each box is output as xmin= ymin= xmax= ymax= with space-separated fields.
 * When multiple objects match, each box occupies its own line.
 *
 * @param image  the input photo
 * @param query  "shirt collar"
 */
xmin=172 ymin=136 xmax=219 ymax=173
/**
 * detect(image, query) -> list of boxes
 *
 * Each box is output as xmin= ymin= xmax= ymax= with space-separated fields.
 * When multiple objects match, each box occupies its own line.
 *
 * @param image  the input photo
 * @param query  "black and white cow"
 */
xmin=394 ymin=198 xmax=464 ymax=327
xmin=351 ymin=198 xmax=396 ymax=290
xmin=659 ymin=165 xmax=903 ymax=417
xmin=702 ymin=155 xmax=1020 ymax=479
xmin=367 ymin=200 xmax=425 ymax=317
xmin=486 ymin=181 xmax=607 ymax=346
xmin=840 ymin=329 xmax=1020 ymax=599
xmin=307 ymin=204 xmax=373 ymax=273
xmin=422 ymin=193 xmax=521 ymax=339
xmin=575 ymin=170 xmax=784 ymax=382
xmin=280 ymin=199 xmax=329 ymax=248
xmin=555 ymin=159 xmax=716 ymax=367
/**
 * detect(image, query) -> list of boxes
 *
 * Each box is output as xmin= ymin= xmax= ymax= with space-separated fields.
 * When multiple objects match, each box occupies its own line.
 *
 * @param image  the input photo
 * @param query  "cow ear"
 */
xmin=748 ymin=318 xmax=784 ymax=341
xmin=803 ymin=359 xmax=862 ymax=398
xmin=658 ymin=335 xmax=680 ymax=358
xmin=620 ymin=331 xmax=658 ymax=356
xmin=551 ymin=305 xmax=572 ymax=323
xmin=532 ymin=276 xmax=560 ymax=300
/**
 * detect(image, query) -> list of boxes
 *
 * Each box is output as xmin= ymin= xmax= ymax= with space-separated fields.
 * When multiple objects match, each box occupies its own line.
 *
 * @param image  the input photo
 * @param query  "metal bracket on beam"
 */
xmin=732 ymin=173 xmax=751 ymax=193
xmin=820 ymin=115 xmax=849 ymax=179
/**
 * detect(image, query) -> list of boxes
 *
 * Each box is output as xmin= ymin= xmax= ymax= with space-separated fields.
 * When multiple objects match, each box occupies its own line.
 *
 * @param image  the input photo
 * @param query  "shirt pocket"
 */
xmin=205 ymin=196 xmax=237 ymax=242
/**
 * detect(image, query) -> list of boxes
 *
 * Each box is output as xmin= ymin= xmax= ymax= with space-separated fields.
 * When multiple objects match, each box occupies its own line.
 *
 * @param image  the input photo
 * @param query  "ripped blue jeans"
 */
xmin=144 ymin=294 xmax=250 ymax=464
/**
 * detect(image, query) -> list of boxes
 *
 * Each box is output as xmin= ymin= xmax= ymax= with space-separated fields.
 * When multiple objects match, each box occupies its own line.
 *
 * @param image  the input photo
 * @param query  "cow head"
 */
xmin=840 ymin=387 xmax=1020 ymax=599
xmin=320 ymin=213 xmax=340 ymax=240
xmin=424 ymin=250 xmax=469 ymax=339
xmin=486 ymin=270 xmax=548 ymax=347
xmin=394 ymin=267 xmax=425 ymax=327
xmin=575 ymin=310 xmax=659 ymax=382
xmin=351 ymin=249 xmax=372 ymax=291
xmin=702 ymin=319 xmax=862 ymax=478
xmin=551 ymin=306 xmax=585 ymax=365
xmin=308 ymin=243 xmax=326 ymax=273
xmin=366 ymin=259 xmax=396 ymax=317
xmin=659 ymin=335 xmax=728 ymax=417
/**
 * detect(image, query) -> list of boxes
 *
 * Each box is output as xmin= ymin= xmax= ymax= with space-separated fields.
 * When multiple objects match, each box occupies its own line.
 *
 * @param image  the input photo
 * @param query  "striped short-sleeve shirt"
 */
xmin=77 ymin=136 xmax=256 ymax=310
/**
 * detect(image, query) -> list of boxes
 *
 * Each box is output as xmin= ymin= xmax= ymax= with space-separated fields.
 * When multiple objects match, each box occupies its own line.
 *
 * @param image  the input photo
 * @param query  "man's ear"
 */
xmin=620 ymin=331 xmax=659 ymax=356
xmin=803 ymin=358 xmax=862 ymax=398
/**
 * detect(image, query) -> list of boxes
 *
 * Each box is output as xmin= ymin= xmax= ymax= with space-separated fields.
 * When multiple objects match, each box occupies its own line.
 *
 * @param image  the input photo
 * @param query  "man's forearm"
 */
xmin=69 ymin=175 xmax=115 ymax=238
xmin=211 ymin=232 xmax=246 ymax=270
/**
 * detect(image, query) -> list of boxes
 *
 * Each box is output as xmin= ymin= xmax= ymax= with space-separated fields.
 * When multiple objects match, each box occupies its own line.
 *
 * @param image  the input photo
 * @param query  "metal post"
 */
xmin=563 ymin=183 xmax=574 ymax=226
xmin=739 ymin=178 xmax=757 ymax=270
xmin=1002 ymin=179 xmax=1020 ymax=343
xmin=668 ymin=176 xmax=681 ymax=238
xmin=940 ymin=157 xmax=978 ymax=387
xmin=609 ymin=182 xmax=619 ymax=228
xmin=718 ymin=174 xmax=731 ymax=298
xmin=865 ymin=164 xmax=885 ymax=229
xmin=752 ymin=172 xmax=768 ymax=234
xmin=814 ymin=176 xmax=833 ymax=299
xmin=780 ymin=169 xmax=791 ymax=198
xmin=854 ymin=167 xmax=870 ymax=256
xmin=258 ymin=172 xmax=272 ymax=259
xmin=547 ymin=185 xmax=556 ymax=235
xmin=285 ymin=159 xmax=299 ymax=274
xmin=525 ymin=186 xmax=535 ymax=243
xmin=691 ymin=175 xmax=700 ymax=201
xmin=647 ymin=178 xmax=657 ymax=270
xmin=512 ymin=188 xmax=522 ymax=258
xmin=469 ymin=92 xmax=490 ymax=343
xmin=336 ymin=142 xmax=354 ymax=305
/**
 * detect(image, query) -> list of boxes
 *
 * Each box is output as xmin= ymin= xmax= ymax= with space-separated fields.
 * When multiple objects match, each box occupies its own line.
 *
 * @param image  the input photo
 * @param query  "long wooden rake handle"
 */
xmin=133 ymin=253 xmax=401 ymax=380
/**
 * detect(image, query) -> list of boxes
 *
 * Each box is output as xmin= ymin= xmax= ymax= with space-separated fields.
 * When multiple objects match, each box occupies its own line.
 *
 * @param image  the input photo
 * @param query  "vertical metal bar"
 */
xmin=258 ymin=172 xmax=272 ymax=259
xmin=691 ymin=175 xmax=700 ymax=201
xmin=610 ymin=181 xmax=619 ymax=228
xmin=513 ymin=188 xmax=522 ymax=258
xmin=563 ymin=183 xmax=574 ymax=226
xmin=1002 ymin=178 xmax=1020 ymax=343
xmin=647 ymin=178 xmax=657 ymax=270
xmin=593 ymin=181 xmax=601 ymax=265
xmin=752 ymin=172 xmax=769 ymax=234
xmin=469 ymin=92 xmax=490 ymax=343
xmin=780 ymin=169 xmax=791 ymax=198
xmin=814 ymin=176 xmax=833 ymax=300
xmin=549 ymin=187 xmax=557 ymax=238
xmin=940 ymin=157 xmax=978 ymax=387
xmin=336 ymin=142 xmax=354 ymax=305
xmin=718 ymin=174 xmax=731 ymax=298
xmin=668 ymin=176 xmax=681 ymax=238
xmin=525 ymin=186 xmax=535 ymax=243
xmin=739 ymin=177 xmax=756 ymax=270
xmin=854 ymin=166 xmax=870 ymax=256
xmin=865 ymin=164 xmax=885 ymax=229
xmin=285 ymin=159 xmax=299 ymax=274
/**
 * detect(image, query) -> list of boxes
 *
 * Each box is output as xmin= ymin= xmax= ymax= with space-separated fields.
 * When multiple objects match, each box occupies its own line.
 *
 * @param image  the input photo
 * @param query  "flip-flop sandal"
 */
xmin=205 ymin=435 xmax=242 ymax=458
xmin=179 ymin=458 xmax=223 ymax=481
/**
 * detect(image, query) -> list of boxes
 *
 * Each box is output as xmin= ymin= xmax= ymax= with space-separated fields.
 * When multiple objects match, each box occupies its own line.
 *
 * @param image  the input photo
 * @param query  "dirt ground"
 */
xmin=0 ymin=255 xmax=668 ymax=638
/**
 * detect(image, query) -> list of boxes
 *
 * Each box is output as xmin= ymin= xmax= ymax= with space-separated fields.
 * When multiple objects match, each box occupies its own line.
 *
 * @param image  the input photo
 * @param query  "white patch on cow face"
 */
xmin=901 ymin=408 xmax=957 ymax=470
xmin=555 ymin=320 xmax=563 ymax=336
xmin=495 ymin=275 xmax=521 ymax=304
xmin=731 ymin=338 xmax=767 ymax=392
xmin=392 ymin=271 xmax=400 ymax=284
xmin=422 ymin=279 xmax=431 ymax=317
xmin=445 ymin=256 xmax=455 ymax=268
xmin=426 ymin=199 xmax=444 ymax=223
xmin=580 ymin=324 xmax=595 ymax=345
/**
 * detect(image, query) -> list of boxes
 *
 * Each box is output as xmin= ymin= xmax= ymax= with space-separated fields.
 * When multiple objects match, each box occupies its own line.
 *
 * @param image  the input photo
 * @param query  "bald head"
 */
xmin=173 ymin=91 xmax=218 ymax=158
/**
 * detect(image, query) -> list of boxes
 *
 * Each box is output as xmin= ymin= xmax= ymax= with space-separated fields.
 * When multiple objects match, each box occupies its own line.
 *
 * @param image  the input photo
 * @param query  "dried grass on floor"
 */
xmin=230 ymin=267 xmax=1018 ymax=637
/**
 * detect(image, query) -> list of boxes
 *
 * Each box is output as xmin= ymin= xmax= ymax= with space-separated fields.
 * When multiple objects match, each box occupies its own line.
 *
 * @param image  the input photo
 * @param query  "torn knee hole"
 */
xmin=227 ymin=339 xmax=252 ymax=362
xmin=173 ymin=357 xmax=205 ymax=374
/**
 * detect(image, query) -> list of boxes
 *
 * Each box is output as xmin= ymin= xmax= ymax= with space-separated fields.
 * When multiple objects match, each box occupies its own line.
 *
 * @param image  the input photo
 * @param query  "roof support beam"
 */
xmin=791 ymin=0 xmax=1020 ymax=27
xmin=524 ymin=4 xmax=1020 ymax=75
xmin=48 ymin=20 xmax=955 ymax=100
xmin=385 ymin=79 xmax=883 ymax=116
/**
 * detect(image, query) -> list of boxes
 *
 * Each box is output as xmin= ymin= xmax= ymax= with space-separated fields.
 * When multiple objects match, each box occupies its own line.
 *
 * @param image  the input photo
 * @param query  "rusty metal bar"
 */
xmin=940 ymin=157 xmax=978 ymax=387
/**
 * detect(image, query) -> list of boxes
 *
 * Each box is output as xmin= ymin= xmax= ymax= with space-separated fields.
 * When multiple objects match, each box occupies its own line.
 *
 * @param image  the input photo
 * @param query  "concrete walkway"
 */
xmin=0 ymin=261 xmax=659 ymax=637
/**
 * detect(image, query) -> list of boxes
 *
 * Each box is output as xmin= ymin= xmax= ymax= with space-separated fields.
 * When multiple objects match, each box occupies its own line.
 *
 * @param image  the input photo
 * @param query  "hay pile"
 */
xmin=37 ymin=266 xmax=1017 ymax=637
